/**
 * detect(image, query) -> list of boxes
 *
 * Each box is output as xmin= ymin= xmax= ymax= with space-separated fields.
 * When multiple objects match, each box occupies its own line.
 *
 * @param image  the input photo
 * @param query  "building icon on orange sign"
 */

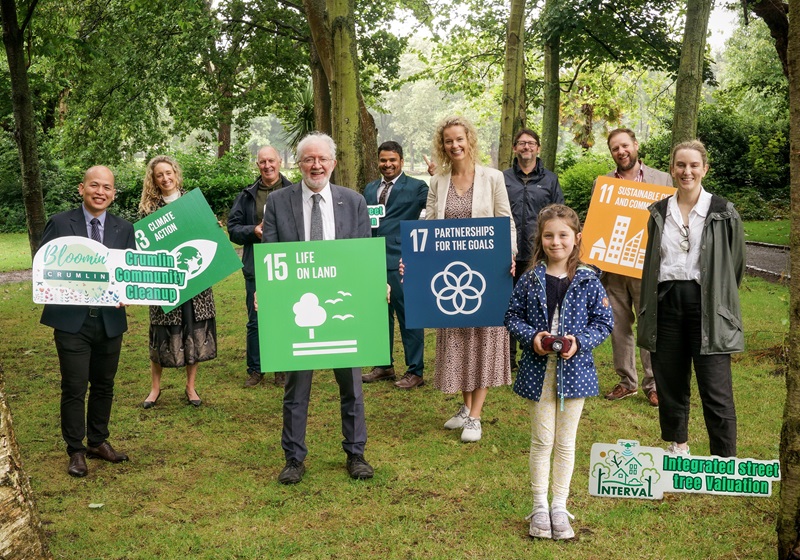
xmin=589 ymin=215 xmax=646 ymax=270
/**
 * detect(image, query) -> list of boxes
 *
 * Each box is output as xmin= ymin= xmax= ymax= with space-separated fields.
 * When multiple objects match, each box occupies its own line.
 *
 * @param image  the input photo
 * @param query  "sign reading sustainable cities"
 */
xmin=34 ymin=236 xmax=192 ymax=306
xmin=133 ymin=188 xmax=242 ymax=312
xmin=589 ymin=440 xmax=780 ymax=500
xmin=581 ymin=177 xmax=676 ymax=279
xmin=400 ymin=217 xmax=512 ymax=329
xmin=254 ymin=238 xmax=389 ymax=372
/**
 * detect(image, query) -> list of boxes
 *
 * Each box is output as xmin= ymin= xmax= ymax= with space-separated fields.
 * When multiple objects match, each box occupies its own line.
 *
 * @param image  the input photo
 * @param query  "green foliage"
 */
xmin=559 ymin=152 xmax=614 ymax=220
xmin=642 ymin=104 xmax=789 ymax=219
xmin=281 ymin=84 xmax=315 ymax=150
xmin=176 ymin=149 xmax=254 ymax=217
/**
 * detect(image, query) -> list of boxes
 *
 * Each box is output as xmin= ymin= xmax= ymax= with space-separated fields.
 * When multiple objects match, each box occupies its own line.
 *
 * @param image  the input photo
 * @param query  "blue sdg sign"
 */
xmin=401 ymin=217 xmax=513 ymax=328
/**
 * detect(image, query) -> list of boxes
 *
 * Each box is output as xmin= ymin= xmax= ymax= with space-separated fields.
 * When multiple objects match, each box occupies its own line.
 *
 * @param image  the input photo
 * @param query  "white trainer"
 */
xmin=444 ymin=404 xmax=470 ymax=430
xmin=550 ymin=508 xmax=575 ymax=540
xmin=666 ymin=442 xmax=691 ymax=455
xmin=460 ymin=417 xmax=482 ymax=442
xmin=525 ymin=506 xmax=552 ymax=539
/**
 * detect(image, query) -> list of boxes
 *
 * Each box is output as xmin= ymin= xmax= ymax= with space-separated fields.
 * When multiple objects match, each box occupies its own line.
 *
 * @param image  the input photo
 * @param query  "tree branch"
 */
xmin=19 ymin=0 xmax=39 ymax=34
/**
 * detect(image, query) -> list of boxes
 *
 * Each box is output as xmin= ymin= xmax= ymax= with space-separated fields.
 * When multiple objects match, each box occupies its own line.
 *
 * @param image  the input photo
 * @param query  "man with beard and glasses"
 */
xmin=598 ymin=128 xmax=673 ymax=408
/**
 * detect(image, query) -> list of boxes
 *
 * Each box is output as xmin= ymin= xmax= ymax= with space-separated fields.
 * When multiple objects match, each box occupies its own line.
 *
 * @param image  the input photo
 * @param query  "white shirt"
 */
xmin=301 ymin=181 xmax=335 ymax=241
xmin=658 ymin=188 xmax=712 ymax=283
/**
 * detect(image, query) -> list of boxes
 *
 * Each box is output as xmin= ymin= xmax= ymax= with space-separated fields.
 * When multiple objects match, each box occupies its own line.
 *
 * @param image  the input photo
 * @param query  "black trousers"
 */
xmin=651 ymin=281 xmax=737 ymax=457
xmin=282 ymin=368 xmax=367 ymax=462
xmin=54 ymin=314 xmax=123 ymax=455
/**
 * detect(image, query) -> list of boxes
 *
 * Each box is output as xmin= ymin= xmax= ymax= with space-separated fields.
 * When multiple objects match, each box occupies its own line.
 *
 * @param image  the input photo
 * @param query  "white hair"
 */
xmin=296 ymin=132 xmax=337 ymax=161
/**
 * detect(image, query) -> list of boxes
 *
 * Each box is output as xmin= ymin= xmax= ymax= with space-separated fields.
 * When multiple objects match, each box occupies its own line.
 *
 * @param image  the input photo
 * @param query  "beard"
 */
xmin=616 ymin=151 xmax=639 ymax=172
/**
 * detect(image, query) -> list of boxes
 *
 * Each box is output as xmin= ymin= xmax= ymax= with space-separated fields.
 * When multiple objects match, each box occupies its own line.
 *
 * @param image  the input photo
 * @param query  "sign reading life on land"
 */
xmin=580 ymin=178 xmax=676 ymax=279
xmin=589 ymin=440 xmax=780 ymax=500
xmin=400 ymin=217 xmax=512 ymax=329
xmin=132 ymin=188 xmax=242 ymax=312
xmin=32 ymin=189 xmax=241 ymax=310
xmin=254 ymin=238 xmax=389 ymax=372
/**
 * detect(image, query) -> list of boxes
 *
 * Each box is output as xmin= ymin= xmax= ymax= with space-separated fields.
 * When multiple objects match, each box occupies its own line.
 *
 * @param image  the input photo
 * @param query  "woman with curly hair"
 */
xmin=426 ymin=115 xmax=517 ymax=442
xmin=139 ymin=156 xmax=217 ymax=409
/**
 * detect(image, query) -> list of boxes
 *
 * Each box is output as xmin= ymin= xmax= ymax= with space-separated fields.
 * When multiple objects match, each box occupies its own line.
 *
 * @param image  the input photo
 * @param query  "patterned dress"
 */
xmin=433 ymin=182 xmax=512 ymax=393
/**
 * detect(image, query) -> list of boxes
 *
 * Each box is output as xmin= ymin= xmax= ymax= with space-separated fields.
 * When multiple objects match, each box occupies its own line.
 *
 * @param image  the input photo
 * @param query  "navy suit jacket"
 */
xmin=363 ymin=173 xmax=428 ymax=270
xmin=39 ymin=207 xmax=136 ymax=337
xmin=262 ymin=182 xmax=371 ymax=242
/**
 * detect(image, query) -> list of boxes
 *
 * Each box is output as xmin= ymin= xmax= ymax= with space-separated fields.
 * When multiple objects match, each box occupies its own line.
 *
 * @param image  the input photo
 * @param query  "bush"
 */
xmin=559 ymin=152 xmax=614 ymax=221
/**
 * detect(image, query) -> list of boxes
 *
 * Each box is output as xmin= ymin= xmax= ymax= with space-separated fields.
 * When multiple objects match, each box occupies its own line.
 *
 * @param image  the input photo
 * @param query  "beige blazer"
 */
xmin=426 ymin=164 xmax=517 ymax=255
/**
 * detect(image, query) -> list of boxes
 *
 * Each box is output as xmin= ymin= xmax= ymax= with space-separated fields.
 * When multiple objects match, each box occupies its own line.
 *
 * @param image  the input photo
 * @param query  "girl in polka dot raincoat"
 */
xmin=504 ymin=204 xmax=613 ymax=540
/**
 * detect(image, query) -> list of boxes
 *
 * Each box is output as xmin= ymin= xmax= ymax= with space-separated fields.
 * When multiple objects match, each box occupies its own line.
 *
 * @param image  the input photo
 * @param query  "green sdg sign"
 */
xmin=254 ymin=238 xmax=390 ymax=372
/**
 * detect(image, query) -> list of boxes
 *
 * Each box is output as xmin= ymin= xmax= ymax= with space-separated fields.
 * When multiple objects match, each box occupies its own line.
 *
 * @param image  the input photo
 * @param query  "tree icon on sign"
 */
xmin=293 ymin=293 xmax=327 ymax=339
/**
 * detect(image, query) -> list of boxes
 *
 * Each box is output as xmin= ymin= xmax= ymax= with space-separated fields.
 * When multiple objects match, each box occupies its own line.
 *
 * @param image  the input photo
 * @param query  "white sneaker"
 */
xmin=444 ymin=404 xmax=470 ymax=430
xmin=550 ymin=508 xmax=575 ymax=540
xmin=525 ymin=506 xmax=552 ymax=539
xmin=461 ymin=417 xmax=482 ymax=442
xmin=666 ymin=442 xmax=690 ymax=455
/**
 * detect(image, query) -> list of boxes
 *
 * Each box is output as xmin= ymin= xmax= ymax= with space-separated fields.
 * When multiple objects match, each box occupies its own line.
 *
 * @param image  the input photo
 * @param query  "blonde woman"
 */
xmin=426 ymin=115 xmax=517 ymax=442
xmin=139 ymin=156 xmax=217 ymax=409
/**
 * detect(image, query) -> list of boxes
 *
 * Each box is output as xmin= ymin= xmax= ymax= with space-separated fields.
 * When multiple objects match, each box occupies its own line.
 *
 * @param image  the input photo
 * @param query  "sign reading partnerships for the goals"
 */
xmin=589 ymin=440 xmax=780 ymax=499
xmin=580 ymin=177 xmax=676 ymax=279
xmin=254 ymin=238 xmax=389 ymax=372
xmin=400 ymin=217 xmax=513 ymax=329
xmin=32 ymin=189 xmax=241 ymax=309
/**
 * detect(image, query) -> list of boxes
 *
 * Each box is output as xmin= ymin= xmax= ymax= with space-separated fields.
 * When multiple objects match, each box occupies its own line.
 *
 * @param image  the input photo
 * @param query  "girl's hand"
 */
xmin=510 ymin=258 xmax=516 ymax=277
xmin=532 ymin=331 xmax=549 ymax=356
xmin=561 ymin=335 xmax=578 ymax=359
xmin=386 ymin=283 xmax=391 ymax=303
xmin=398 ymin=258 xmax=405 ymax=278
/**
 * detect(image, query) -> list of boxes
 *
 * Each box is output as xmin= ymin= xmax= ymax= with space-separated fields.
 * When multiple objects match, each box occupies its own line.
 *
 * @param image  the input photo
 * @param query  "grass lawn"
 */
xmin=0 ymin=270 xmax=787 ymax=559
xmin=0 ymin=232 xmax=33 ymax=272
xmin=744 ymin=219 xmax=789 ymax=246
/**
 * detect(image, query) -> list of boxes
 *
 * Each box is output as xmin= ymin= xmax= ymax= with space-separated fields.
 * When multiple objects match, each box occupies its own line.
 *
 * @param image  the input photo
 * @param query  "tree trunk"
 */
xmin=309 ymin=38 xmax=332 ymax=135
xmin=540 ymin=0 xmax=559 ymax=172
xmin=751 ymin=0 xmax=789 ymax=78
xmin=0 ymin=370 xmax=53 ymax=559
xmin=304 ymin=0 xmax=371 ymax=190
xmin=498 ymin=0 xmax=526 ymax=171
xmin=671 ymin=0 xmax=712 ymax=145
xmin=781 ymin=4 xmax=800 ymax=557
xmin=1 ymin=0 xmax=47 ymax=258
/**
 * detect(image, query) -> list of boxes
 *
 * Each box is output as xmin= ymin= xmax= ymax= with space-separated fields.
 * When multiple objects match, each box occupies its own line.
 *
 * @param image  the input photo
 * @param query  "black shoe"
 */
xmin=278 ymin=459 xmax=306 ymax=484
xmin=142 ymin=390 xmax=161 ymax=409
xmin=346 ymin=454 xmax=374 ymax=480
xmin=185 ymin=389 xmax=202 ymax=407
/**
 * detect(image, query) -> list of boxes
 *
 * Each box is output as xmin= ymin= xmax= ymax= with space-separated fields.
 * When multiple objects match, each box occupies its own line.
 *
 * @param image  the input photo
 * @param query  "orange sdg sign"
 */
xmin=580 ymin=177 xmax=676 ymax=279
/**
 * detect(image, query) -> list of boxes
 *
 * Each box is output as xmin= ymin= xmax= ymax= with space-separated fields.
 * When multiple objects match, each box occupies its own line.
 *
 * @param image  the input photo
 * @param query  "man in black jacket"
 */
xmin=503 ymin=129 xmax=564 ymax=369
xmin=228 ymin=146 xmax=291 ymax=387
xmin=40 ymin=166 xmax=136 ymax=477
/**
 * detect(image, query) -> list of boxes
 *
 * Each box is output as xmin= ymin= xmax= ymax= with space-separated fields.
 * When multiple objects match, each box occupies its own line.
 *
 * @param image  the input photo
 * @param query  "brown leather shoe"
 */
xmin=605 ymin=384 xmax=637 ymax=401
xmin=362 ymin=366 xmax=395 ymax=383
xmin=68 ymin=452 xmax=88 ymax=477
xmin=244 ymin=371 xmax=264 ymax=387
xmin=274 ymin=372 xmax=286 ymax=386
xmin=86 ymin=441 xmax=129 ymax=463
xmin=395 ymin=372 xmax=424 ymax=389
xmin=647 ymin=390 xmax=659 ymax=408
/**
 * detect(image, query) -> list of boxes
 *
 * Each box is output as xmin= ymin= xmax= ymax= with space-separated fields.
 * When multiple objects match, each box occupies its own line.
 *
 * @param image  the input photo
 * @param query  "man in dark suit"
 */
xmin=39 ymin=166 xmax=136 ymax=477
xmin=361 ymin=141 xmax=427 ymax=389
xmin=262 ymin=132 xmax=373 ymax=484
xmin=228 ymin=145 xmax=292 ymax=388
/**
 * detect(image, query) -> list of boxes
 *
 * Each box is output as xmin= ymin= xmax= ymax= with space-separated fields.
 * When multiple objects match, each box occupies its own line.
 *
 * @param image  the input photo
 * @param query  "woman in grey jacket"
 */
xmin=637 ymin=140 xmax=745 ymax=458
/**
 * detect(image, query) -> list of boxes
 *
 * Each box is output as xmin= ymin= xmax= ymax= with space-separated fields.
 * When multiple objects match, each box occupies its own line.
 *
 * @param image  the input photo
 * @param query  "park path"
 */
xmin=0 ymin=243 xmax=790 ymax=285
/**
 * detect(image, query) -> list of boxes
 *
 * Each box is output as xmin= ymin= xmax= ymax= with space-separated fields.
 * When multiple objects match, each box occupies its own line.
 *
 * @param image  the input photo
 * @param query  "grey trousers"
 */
xmin=601 ymin=272 xmax=655 ymax=393
xmin=282 ymin=368 xmax=367 ymax=462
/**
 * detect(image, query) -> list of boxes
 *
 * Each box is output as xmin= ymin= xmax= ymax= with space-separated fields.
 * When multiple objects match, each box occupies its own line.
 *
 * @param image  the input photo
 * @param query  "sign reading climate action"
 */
xmin=400 ymin=217 xmax=512 ymax=329
xmin=581 ymin=177 xmax=676 ymax=279
xmin=133 ymin=188 xmax=242 ymax=312
xmin=254 ymin=238 xmax=389 ymax=372
xmin=32 ymin=189 xmax=241 ymax=309
xmin=589 ymin=440 xmax=780 ymax=500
